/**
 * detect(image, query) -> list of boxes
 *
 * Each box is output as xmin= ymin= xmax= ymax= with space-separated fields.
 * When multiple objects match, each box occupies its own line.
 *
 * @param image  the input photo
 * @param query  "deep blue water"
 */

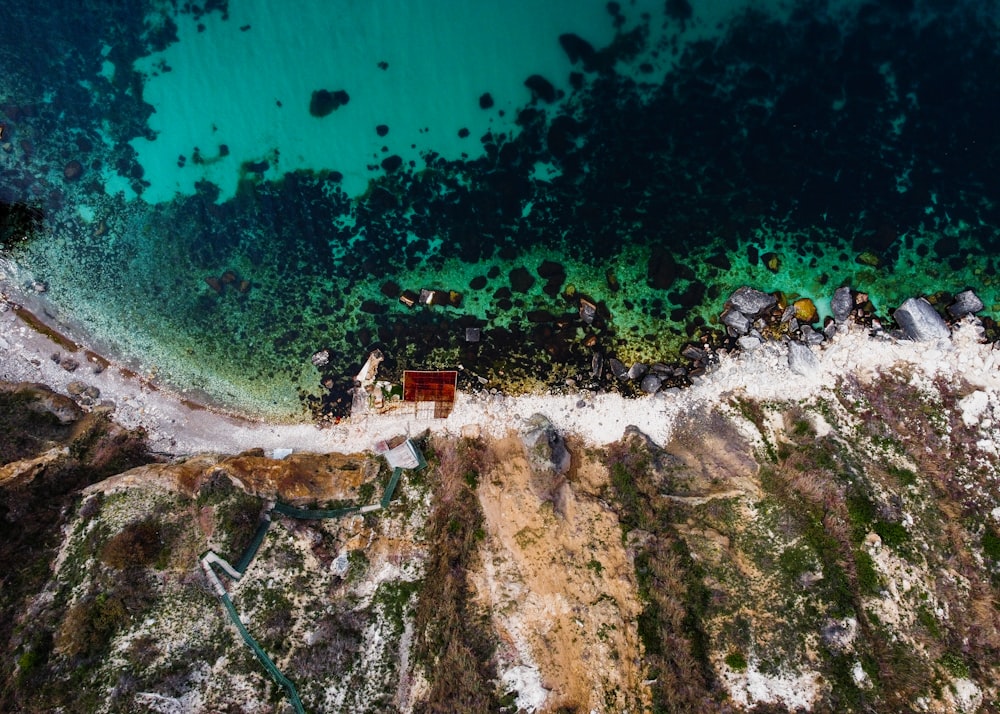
xmin=1 ymin=0 xmax=998 ymax=418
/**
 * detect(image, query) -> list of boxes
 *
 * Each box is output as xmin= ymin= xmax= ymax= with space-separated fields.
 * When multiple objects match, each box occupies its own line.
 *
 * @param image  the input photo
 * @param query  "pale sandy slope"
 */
xmin=2 ymin=295 xmax=998 ymax=457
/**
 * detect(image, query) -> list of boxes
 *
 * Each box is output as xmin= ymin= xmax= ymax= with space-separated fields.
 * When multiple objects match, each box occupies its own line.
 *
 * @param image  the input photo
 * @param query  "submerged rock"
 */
xmin=310 ymin=350 xmax=330 ymax=367
xmin=893 ymin=297 xmax=950 ymax=341
xmin=559 ymin=33 xmax=598 ymax=71
xmin=524 ymin=74 xmax=557 ymax=103
xmin=509 ymin=267 xmax=535 ymax=293
xmin=787 ymin=341 xmax=820 ymax=376
xmin=380 ymin=155 xmax=402 ymax=172
xmin=63 ymin=160 xmax=83 ymax=181
xmin=948 ymin=289 xmax=984 ymax=318
xmin=727 ymin=286 xmax=777 ymax=316
xmin=793 ymin=298 xmax=818 ymax=323
xmin=309 ymin=88 xmax=349 ymax=117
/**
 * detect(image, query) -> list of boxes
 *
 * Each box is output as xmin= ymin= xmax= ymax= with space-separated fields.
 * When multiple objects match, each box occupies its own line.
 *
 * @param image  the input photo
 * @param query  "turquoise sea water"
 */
xmin=1 ymin=0 xmax=999 ymax=419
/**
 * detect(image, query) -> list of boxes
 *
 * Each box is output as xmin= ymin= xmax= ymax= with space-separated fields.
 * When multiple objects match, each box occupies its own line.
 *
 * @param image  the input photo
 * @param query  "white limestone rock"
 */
xmin=788 ymin=341 xmax=820 ymax=376
xmin=893 ymin=297 xmax=950 ymax=342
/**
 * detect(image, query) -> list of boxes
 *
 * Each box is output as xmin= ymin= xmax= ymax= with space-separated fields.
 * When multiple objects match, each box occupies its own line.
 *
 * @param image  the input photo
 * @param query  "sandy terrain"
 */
xmin=3 ymin=288 xmax=999 ymax=459
xmin=472 ymin=436 xmax=646 ymax=713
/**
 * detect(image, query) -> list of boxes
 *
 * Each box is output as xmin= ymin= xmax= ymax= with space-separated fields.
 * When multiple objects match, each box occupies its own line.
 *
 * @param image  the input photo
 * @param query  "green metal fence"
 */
xmin=202 ymin=439 xmax=426 ymax=714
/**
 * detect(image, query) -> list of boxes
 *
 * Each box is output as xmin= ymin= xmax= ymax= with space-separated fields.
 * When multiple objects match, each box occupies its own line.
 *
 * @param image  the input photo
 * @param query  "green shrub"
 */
xmin=886 ymin=464 xmax=917 ymax=487
xmin=939 ymin=652 xmax=969 ymax=678
xmin=637 ymin=604 xmax=662 ymax=656
xmin=854 ymin=550 xmax=881 ymax=595
xmin=724 ymin=650 xmax=748 ymax=671
xmin=917 ymin=605 xmax=942 ymax=639
xmin=214 ymin=492 xmax=263 ymax=559
xmin=778 ymin=545 xmax=814 ymax=581
xmin=873 ymin=520 xmax=910 ymax=548
xmin=56 ymin=593 xmax=128 ymax=658
xmin=982 ymin=528 xmax=1000 ymax=560
xmin=357 ymin=480 xmax=376 ymax=504
xmin=846 ymin=491 xmax=877 ymax=538
xmin=196 ymin=470 xmax=237 ymax=506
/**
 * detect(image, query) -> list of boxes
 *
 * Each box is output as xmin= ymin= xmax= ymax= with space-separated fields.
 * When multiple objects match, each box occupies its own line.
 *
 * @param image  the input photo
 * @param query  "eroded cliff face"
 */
xmin=470 ymin=434 xmax=645 ymax=713
xmin=1 ymin=374 xmax=999 ymax=713
xmin=605 ymin=370 xmax=1000 ymax=714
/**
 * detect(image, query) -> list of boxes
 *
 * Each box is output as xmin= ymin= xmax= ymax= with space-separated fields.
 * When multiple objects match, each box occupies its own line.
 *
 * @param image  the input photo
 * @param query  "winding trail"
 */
xmin=200 ymin=442 xmax=425 ymax=714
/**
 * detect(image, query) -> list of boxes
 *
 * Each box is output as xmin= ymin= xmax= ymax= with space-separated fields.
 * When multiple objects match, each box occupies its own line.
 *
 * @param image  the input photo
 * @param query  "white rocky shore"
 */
xmin=2 ymin=288 xmax=997 ymax=458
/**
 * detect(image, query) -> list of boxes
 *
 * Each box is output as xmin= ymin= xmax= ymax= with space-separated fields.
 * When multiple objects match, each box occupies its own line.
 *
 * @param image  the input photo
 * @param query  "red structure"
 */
xmin=402 ymin=370 xmax=458 ymax=418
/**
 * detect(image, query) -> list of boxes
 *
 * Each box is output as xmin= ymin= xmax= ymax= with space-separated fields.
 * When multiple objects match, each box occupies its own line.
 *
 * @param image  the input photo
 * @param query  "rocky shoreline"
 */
xmin=2 ymin=273 xmax=998 ymax=461
xmin=3 ymin=305 xmax=1000 ymax=712
xmin=580 ymin=284 xmax=995 ymax=400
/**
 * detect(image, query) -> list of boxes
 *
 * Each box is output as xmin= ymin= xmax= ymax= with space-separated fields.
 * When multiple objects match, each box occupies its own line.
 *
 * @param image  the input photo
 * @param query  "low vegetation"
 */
xmin=609 ymin=372 xmax=1000 ymax=712
xmin=412 ymin=436 xmax=503 ymax=714
xmin=0 ymin=386 xmax=154 ymax=712
xmin=606 ymin=430 xmax=721 ymax=713
xmin=2 ymin=373 xmax=998 ymax=712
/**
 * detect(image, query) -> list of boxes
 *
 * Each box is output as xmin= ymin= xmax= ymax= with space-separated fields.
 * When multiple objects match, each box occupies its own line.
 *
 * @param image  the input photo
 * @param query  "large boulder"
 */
xmin=721 ymin=309 xmax=751 ymax=334
xmin=787 ymin=341 xmax=820 ymax=376
xmin=727 ymin=286 xmax=777 ymax=316
xmin=21 ymin=383 xmax=84 ymax=425
xmin=608 ymin=358 xmax=628 ymax=380
xmin=831 ymin=286 xmax=853 ymax=323
xmin=893 ymin=297 xmax=950 ymax=341
xmin=798 ymin=324 xmax=825 ymax=345
xmin=521 ymin=414 xmax=572 ymax=476
xmin=627 ymin=362 xmax=648 ymax=380
xmin=947 ymin=289 xmax=984 ymax=319
xmin=521 ymin=414 xmax=572 ymax=510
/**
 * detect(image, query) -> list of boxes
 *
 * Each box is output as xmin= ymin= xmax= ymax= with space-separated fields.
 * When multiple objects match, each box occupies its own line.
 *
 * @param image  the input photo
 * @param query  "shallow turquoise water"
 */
xmin=1 ymin=0 xmax=998 ymax=419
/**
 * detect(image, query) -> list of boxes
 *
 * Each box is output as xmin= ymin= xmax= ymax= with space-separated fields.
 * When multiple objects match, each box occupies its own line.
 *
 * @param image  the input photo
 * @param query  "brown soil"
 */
xmin=472 ymin=435 xmax=646 ymax=713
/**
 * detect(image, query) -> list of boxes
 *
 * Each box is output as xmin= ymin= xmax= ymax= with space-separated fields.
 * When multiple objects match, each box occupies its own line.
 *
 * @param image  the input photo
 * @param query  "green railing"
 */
xmin=221 ymin=594 xmax=306 ymax=713
xmin=201 ymin=440 xmax=425 ymax=714
xmin=272 ymin=502 xmax=362 ymax=520
xmin=234 ymin=516 xmax=272 ymax=574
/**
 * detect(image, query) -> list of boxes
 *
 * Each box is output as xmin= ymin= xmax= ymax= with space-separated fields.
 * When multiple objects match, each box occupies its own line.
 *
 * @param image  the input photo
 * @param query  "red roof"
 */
xmin=403 ymin=371 xmax=457 ymax=417
xmin=403 ymin=371 xmax=457 ymax=402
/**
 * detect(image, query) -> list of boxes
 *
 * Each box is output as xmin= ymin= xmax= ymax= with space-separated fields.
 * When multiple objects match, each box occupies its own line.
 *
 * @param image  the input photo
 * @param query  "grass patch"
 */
xmin=724 ymin=650 xmax=748 ymax=671
xmin=607 ymin=432 xmax=719 ymax=712
xmin=854 ymin=549 xmax=881 ymax=595
xmin=778 ymin=544 xmax=815 ymax=581
xmin=939 ymin=652 xmax=969 ymax=679
xmin=886 ymin=464 xmax=917 ymax=487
